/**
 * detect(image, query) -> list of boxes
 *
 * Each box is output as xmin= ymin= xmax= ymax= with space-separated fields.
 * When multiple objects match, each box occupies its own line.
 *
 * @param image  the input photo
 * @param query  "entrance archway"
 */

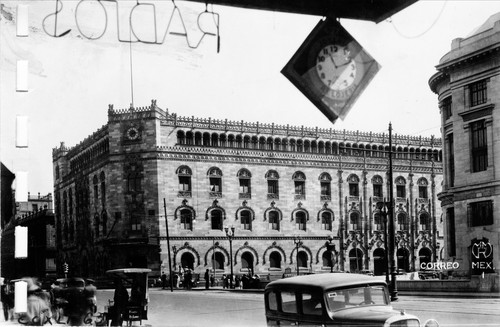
xmin=349 ymin=248 xmax=363 ymax=273
xmin=241 ymin=252 xmax=254 ymax=272
xmin=297 ymin=251 xmax=308 ymax=268
xmin=269 ymin=251 xmax=282 ymax=269
xmin=396 ymin=248 xmax=410 ymax=272
xmin=373 ymin=248 xmax=386 ymax=276
xmin=181 ymin=252 xmax=195 ymax=270
xmin=212 ymin=252 xmax=225 ymax=270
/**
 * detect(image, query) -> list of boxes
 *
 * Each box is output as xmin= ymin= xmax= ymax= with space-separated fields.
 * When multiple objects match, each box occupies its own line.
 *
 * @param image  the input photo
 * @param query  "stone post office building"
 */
xmin=52 ymin=101 xmax=443 ymax=279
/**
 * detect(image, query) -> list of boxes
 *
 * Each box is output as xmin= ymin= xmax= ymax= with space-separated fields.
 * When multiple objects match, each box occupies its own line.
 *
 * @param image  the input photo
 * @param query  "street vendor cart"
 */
xmin=103 ymin=268 xmax=151 ymax=326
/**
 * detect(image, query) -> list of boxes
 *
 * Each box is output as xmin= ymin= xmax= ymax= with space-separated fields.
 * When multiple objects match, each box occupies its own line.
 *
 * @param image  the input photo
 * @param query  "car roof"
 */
xmin=266 ymin=273 xmax=386 ymax=292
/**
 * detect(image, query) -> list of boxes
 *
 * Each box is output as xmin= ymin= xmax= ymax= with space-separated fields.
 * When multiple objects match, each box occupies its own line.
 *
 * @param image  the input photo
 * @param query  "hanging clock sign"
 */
xmin=281 ymin=17 xmax=381 ymax=123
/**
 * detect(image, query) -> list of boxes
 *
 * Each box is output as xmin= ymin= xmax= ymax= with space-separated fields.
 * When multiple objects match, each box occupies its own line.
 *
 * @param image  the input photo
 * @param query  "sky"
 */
xmin=1 ymin=0 xmax=499 ymax=196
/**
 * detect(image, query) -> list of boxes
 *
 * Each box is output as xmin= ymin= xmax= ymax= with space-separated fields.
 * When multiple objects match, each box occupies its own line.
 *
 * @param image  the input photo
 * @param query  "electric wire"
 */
xmin=388 ymin=0 xmax=448 ymax=39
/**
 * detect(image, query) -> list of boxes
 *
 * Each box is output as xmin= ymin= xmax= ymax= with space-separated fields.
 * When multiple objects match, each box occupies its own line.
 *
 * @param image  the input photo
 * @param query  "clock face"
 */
xmin=316 ymin=44 xmax=357 ymax=91
xmin=126 ymin=127 xmax=139 ymax=140
xmin=281 ymin=18 xmax=380 ymax=123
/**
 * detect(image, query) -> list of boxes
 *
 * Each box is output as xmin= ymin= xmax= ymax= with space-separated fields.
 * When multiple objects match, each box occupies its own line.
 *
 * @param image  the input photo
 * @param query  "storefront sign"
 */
xmin=471 ymin=238 xmax=494 ymax=274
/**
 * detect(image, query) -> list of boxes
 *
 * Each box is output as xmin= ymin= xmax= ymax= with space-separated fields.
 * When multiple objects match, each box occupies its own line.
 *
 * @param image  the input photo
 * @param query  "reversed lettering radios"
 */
xmin=42 ymin=0 xmax=220 ymax=51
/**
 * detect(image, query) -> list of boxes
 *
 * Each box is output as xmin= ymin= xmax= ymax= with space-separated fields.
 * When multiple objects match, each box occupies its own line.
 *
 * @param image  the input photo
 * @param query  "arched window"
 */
xmin=94 ymin=213 xmax=100 ymax=238
xmin=397 ymin=212 xmax=408 ymax=230
xmin=419 ymin=212 xmax=430 ymax=231
xmin=195 ymin=132 xmax=202 ymax=145
xmin=127 ymin=171 xmax=142 ymax=193
xmin=372 ymin=175 xmax=383 ymax=198
xmin=100 ymin=172 xmax=106 ymax=207
xmin=269 ymin=251 xmax=282 ymax=268
xmin=208 ymin=167 xmax=223 ymax=197
xmin=203 ymin=133 xmax=210 ymax=146
xmin=417 ymin=177 xmax=428 ymax=199
xmin=259 ymin=137 xmax=266 ymax=150
xmin=186 ymin=131 xmax=194 ymax=145
xmin=177 ymin=130 xmax=186 ymax=145
xmin=237 ymin=168 xmax=252 ymax=199
xmin=266 ymin=170 xmax=280 ymax=200
xmin=296 ymin=211 xmax=307 ymax=231
xmin=350 ymin=212 xmax=361 ymax=230
xmin=211 ymin=209 xmax=223 ymax=230
xmin=321 ymin=211 xmax=332 ymax=231
xmin=293 ymin=171 xmax=306 ymax=200
xmin=211 ymin=133 xmax=219 ymax=147
xmin=93 ymin=175 xmax=99 ymax=204
xmin=395 ymin=176 xmax=406 ymax=198
xmin=349 ymin=248 xmax=363 ymax=273
xmin=240 ymin=210 xmax=252 ymax=231
xmin=347 ymin=174 xmax=359 ymax=197
xmin=297 ymin=140 xmax=303 ymax=152
xmin=243 ymin=136 xmax=250 ymax=149
xmin=180 ymin=209 xmax=193 ymax=230
xmin=269 ymin=211 xmax=280 ymax=231
xmin=177 ymin=166 xmax=192 ymax=197
xmin=374 ymin=212 xmax=383 ymax=229
xmin=235 ymin=135 xmax=242 ymax=148
xmin=319 ymin=173 xmax=332 ymax=201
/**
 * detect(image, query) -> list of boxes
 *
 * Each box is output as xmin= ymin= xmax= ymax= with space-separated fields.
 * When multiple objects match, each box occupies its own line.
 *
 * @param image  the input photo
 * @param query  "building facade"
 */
xmin=429 ymin=13 xmax=500 ymax=277
xmin=52 ymin=101 xmax=442 ymax=280
xmin=1 ymin=185 xmax=56 ymax=279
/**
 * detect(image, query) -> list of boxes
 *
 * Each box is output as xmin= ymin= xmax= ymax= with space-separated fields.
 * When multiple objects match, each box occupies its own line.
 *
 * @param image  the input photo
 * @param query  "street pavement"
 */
xmin=2 ymin=286 xmax=499 ymax=326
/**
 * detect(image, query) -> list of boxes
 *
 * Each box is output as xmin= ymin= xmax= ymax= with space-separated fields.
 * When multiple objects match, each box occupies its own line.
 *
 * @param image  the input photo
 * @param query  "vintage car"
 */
xmin=264 ymin=273 xmax=439 ymax=326
xmin=52 ymin=277 xmax=97 ymax=325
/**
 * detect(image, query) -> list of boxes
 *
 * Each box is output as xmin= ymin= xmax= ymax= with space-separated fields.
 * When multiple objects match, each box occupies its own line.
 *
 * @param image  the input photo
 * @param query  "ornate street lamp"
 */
xmin=224 ymin=226 xmax=235 ymax=289
xmin=293 ymin=236 xmax=303 ymax=276
xmin=376 ymin=201 xmax=390 ymax=287
xmin=325 ymin=235 xmax=337 ymax=273
xmin=387 ymin=123 xmax=398 ymax=301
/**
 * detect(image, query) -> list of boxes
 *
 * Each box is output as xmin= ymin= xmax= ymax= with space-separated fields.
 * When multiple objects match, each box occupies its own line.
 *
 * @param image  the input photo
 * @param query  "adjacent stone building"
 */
xmin=52 ymin=101 xmax=443 ymax=280
xmin=429 ymin=13 xmax=500 ymax=278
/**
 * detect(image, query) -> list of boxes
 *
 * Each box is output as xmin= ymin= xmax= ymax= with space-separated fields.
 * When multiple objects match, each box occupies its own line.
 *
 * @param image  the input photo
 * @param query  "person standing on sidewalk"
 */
xmin=204 ymin=269 xmax=210 ymax=290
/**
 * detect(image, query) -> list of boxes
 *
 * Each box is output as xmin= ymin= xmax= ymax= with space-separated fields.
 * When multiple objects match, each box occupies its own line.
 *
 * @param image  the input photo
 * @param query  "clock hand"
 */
xmin=337 ymin=59 xmax=353 ymax=68
xmin=328 ymin=54 xmax=338 ymax=69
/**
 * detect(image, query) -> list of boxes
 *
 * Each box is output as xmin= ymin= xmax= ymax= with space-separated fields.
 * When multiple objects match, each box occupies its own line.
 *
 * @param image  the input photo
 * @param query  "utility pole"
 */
xmin=164 ymin=199 xmax=173 ymax=292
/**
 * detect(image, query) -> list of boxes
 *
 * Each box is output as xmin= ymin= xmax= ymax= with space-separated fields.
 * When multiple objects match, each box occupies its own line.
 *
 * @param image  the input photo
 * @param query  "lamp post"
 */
xmin=293 ymin=236 xmax=302 ymax=276
xmin=377 ymin=201 xmax=390 ymax=287
xmin=385 ymin=123 xmax=398 ymax=301
xmin=325 ymin=235 xmax=337 ymax=273
xmin=224 ymin=226 xmax=235 ymax=289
